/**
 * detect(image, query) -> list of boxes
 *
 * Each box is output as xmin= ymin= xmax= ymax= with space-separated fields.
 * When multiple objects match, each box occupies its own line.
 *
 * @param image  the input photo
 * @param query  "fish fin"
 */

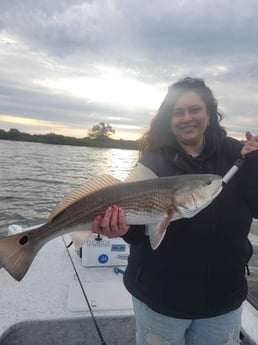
xmin=124 ymin=163 xmax=157 ymax=182
xmin=69 ymin=228 xmax=92 ymax=250
xmin=0 ymin=232 xmax=41 ymax=281
xmin=146 ymin=216 xmax=172 ymax=250
xmin=146 ymin=206 xmax=175 ymax=250
xmin=49 ymin=175 xmax=121 ymax=221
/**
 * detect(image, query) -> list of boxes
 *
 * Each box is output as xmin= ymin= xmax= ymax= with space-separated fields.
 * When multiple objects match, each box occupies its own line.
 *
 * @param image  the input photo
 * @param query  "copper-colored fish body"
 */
xmin=0 ymin=174 xmax=222 ymax=281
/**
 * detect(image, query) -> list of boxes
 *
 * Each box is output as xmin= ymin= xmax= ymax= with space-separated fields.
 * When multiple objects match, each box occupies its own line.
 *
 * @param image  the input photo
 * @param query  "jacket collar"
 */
xmin=164 ymin=134 xmax=224 ymax=174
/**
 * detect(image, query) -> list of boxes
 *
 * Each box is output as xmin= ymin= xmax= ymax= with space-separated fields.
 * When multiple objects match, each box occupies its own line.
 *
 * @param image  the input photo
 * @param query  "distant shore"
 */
xmin=0 ymin=128 xmax=139 ymax=150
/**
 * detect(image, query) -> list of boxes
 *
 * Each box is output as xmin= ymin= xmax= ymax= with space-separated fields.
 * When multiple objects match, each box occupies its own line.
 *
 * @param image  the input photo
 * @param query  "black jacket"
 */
xmin=123 ymin=136 xmax=258 ymax=318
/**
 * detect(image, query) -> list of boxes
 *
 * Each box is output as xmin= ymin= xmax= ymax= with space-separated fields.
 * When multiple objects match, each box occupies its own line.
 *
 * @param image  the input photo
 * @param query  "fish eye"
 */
xmin=206 ymin=179 xmax=212 ymax=185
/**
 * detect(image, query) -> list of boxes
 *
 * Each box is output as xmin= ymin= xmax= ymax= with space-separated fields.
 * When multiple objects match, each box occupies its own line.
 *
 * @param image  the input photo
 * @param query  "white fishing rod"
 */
xmin=222 ymin=158 xmax=245 ymax=184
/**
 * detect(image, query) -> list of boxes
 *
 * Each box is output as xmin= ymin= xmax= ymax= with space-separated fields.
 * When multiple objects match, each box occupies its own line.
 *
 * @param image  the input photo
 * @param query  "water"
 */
xmin=0 ymin=140 xmax=139 ymax=230
xmin=0 ymin=139 xmax=257 ymax=305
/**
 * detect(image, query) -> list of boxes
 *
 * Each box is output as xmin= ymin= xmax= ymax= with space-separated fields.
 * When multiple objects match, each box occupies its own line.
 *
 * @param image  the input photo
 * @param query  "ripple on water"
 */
xmin=0 ymin=141 xmax=138 ymax=228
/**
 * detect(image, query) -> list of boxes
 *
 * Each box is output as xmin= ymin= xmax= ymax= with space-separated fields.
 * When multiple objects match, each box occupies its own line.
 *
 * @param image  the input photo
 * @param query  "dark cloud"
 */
xmin=2 ymin=0 xmax=258 ymax=66
xmin=0 ymin=0 xmax=258 ymax=138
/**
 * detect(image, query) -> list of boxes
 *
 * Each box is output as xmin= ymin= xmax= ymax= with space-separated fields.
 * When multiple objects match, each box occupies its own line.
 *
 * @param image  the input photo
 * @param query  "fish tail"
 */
xmin=0 ymin=232 xmax=42 ymax=281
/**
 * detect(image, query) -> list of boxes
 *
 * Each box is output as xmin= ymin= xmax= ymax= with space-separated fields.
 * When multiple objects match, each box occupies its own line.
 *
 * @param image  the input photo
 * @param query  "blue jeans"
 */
xmin=133 ymin=297 xmax=242 ymax=345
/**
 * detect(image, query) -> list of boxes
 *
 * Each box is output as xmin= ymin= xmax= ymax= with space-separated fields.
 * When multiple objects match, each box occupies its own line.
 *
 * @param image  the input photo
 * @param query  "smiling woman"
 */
xmin=91 ymin=77 xmax=258 ymax=345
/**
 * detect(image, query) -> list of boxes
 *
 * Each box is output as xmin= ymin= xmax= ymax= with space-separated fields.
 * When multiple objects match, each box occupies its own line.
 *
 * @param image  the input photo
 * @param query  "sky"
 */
xmin=0 ymin=0 xmax=258 ymax=141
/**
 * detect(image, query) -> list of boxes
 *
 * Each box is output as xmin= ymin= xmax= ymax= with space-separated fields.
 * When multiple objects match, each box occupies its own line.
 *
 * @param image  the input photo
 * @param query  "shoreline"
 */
xmin=0 ymin=131 xmax=139 ymax=150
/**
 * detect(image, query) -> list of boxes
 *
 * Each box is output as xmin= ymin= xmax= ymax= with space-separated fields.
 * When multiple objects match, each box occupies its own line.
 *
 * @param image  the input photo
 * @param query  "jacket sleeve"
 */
xmin=237 ymin=150 xmax=258 ymax=218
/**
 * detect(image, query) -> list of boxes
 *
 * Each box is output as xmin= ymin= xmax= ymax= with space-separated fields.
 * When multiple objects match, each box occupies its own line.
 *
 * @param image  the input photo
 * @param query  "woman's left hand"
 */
xmin=92 ymin=205 xmax=130 ymax=238
xmin=241 ymin=131 xmax=258 ymax=156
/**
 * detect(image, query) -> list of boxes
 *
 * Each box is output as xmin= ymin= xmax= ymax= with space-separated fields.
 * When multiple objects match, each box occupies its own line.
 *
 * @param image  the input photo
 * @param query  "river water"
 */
xmin=0 ymin=140 xmax=139 ymax=229
xmin=0 ymin=139 xmax=257 ymax=305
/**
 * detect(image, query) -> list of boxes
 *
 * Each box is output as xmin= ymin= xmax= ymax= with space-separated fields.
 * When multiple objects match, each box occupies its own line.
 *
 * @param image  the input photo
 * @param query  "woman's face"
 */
xmin=170 ymin=91 xmax=209 ymax=153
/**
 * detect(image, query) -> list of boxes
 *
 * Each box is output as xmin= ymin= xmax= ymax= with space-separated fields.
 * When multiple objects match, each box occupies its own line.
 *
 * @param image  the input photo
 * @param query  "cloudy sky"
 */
xmin=0 ymin=0 xmax=258 ymax=140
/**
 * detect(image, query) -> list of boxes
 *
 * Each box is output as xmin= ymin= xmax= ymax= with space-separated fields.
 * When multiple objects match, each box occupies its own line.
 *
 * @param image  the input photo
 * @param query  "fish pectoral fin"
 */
xmin=146 ymin=216 xmax=171 ymax=250
xmin=49 ymin=174 xmax=121 ymax=222
xmin=69 ymin=227 xmax=92 ymax=250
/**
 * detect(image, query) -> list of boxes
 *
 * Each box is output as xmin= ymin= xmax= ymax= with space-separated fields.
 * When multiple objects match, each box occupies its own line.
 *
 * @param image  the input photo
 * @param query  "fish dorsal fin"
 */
xmin=49 ymin=174 xmax=121 ymax=222
xmin=124 ymin=162 xmax=157 ymax=182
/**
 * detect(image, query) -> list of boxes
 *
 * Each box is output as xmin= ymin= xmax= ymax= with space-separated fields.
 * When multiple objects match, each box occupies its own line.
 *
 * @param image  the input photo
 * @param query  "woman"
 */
xmin=92 ymin=77 xmax=258 ymax=345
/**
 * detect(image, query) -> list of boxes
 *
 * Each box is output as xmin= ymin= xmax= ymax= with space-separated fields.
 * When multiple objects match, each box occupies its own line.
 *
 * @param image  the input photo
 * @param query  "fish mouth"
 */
xmin=213 ymin=185 xmax=223 ymax=197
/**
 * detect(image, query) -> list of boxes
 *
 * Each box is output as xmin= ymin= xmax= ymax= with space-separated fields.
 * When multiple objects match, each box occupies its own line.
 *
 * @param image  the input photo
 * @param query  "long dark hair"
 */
xmin=139 ymin=77 xmax=226 ymax=154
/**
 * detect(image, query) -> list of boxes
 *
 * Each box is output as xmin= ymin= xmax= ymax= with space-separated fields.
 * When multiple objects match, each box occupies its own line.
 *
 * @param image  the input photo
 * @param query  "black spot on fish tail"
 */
xmin=0 ymin=232 xmax=41 ymax=281
xmin=19 ymin=235 xmax=29 ymax=245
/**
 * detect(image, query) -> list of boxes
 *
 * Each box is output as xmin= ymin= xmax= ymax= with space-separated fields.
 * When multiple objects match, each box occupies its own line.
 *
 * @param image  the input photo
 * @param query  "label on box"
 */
xmin=81 ymin=234 xmax=129 ymax=267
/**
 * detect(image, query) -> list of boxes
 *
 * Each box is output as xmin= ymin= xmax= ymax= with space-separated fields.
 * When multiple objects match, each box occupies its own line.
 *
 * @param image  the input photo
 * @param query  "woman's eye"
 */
xmin=172 ymin=107 xmax=202 ymax=117
xmin=173 ymin=110 xmax=184 ymax=117
xmin=190 ymin=107 xmax=201 ymax=113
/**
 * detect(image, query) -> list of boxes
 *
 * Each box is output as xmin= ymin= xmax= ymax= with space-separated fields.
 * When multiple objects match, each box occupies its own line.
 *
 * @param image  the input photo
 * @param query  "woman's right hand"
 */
xmin=92 ymin=205 xmax=130 ymax=238
xmin=241 ymin=131 xmax=258 ymax=156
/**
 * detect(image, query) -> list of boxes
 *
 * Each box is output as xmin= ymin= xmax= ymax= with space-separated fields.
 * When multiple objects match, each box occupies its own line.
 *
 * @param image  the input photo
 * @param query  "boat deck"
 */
xmin=0 ymin=220 xmax=258 ymax=344
xmin=0 ymin=234 xmax=135 ymax=345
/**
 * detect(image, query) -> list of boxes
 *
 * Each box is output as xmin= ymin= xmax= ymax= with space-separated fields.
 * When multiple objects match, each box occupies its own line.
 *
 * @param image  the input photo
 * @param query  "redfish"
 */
xmin=0 ymin=173 xmax=222 ymax=281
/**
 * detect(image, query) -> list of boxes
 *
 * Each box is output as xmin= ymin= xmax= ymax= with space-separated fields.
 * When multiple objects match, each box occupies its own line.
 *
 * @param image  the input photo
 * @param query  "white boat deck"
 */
xmin=0 ymin=234 xmax=134 ymax=344
xmin=1 ymin=221 xmax=258 ymax=344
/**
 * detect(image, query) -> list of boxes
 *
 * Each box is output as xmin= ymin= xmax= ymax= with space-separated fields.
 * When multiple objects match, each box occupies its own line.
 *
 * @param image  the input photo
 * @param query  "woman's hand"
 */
xmin=92 ymin=205 xmax=130 ymax=238
xmin=241 ymin=131 xmax=258 ymax=156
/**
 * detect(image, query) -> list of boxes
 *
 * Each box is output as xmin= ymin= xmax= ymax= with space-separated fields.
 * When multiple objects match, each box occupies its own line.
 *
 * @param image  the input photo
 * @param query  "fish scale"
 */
xmin=0 ymin=173 xmax=222 ymax=281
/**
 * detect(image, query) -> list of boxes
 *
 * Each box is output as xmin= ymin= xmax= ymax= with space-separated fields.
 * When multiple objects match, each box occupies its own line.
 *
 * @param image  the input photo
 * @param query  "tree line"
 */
xmin=0 ymin=123 xmax=139 ymax=150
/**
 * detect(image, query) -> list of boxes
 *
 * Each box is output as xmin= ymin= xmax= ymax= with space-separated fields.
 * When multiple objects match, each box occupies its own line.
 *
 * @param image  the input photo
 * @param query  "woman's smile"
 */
xmin=179 ymin=124 xmax=198 ymax=132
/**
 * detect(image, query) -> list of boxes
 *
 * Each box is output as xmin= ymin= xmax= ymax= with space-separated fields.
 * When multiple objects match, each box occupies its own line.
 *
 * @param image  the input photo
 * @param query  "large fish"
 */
xmin=0 ymin=169 xmax=222 ymax=281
